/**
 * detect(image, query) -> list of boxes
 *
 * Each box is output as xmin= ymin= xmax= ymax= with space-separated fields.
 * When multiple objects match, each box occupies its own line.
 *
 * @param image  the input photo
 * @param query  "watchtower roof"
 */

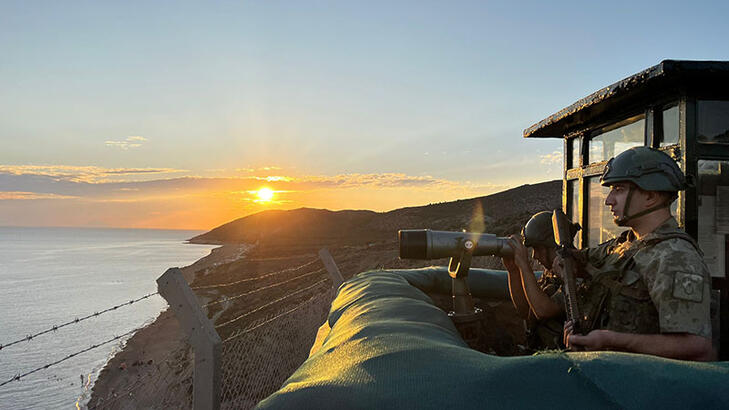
xmin=524 ymin=60 xmax=729 ymax=138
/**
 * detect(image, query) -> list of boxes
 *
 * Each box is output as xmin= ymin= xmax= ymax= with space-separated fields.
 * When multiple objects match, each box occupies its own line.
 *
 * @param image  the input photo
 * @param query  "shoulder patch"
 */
xmin=672 ymin=272 xmax=704 ymax=302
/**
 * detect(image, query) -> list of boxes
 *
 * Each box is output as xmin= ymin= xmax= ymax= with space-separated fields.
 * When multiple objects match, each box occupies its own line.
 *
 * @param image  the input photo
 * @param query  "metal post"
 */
xmin=157 ymin=268 xmax=221 ymax=410
xmin=318 ymin=248 xmax=344 ymax=289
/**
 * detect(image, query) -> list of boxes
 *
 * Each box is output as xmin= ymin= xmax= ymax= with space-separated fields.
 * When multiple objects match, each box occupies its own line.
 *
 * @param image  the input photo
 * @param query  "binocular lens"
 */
xmin=399 ymin=230 xmax=428 ymax=259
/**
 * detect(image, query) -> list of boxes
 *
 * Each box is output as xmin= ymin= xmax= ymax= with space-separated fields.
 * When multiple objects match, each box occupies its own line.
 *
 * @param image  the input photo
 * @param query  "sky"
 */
xmin=2 ymin=0 xmax=729 ymax=230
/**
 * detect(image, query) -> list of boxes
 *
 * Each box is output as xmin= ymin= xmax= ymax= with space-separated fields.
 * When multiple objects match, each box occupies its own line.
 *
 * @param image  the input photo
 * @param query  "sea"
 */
xmin=0 ymin=227 xmax=219 ymax=409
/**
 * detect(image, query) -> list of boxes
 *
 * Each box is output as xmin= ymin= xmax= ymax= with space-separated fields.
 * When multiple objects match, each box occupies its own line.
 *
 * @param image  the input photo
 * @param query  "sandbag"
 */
xmin=258 ymin=269 xmax=729 ymax=409
xmin=392 ymin=266 xmax=527 ymax=299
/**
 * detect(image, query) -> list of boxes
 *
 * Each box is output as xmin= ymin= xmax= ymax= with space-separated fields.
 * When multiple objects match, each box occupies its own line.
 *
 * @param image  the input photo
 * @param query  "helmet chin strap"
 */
xmin=616 ymin=186 xmax=672 ymax=226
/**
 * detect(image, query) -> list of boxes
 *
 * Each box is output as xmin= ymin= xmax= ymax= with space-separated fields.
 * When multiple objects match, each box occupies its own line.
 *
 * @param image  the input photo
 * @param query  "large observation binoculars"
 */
xmin=399 ymin=229 xmax=514 ymax=260
xmin=398 ymin=229 xmax=515 ymax=345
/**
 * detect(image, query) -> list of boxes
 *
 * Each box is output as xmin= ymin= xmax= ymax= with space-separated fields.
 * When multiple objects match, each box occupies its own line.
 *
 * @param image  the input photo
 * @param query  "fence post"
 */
xmin=157 ymin=267 xmax=221 ymax=410
xmin=318 ymin=248 xmax=344 ymax=289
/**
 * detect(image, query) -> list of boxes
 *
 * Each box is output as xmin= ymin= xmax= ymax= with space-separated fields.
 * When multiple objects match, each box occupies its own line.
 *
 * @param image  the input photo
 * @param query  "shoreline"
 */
xmin=87 ymin=243 xmax=249 ymax=409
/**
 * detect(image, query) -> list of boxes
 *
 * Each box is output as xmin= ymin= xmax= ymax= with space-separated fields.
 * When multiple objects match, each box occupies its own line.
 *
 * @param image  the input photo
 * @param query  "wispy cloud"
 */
xmin=253 ymin=176 xmax=293 ymax=182
xmin=235 ymin=166 xmax=283 ymax=174
xmin=0 ymin=164 xmax=186 ymax=183
xmin=0 ymin=191 xmax=79 ymax=200
xmin=540 ymin=150 xmax=563 ymax=165
xmin=295 ymin=173 xmax=467 ymax=189
xmin=0 ymin=165 xmax=505 ymax=195
xmin=105 ymin=136 xmax=148 ymax=150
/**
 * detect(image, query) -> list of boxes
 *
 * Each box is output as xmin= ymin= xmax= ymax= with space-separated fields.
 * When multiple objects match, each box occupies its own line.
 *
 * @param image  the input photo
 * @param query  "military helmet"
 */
xmin=522 ymin=211 xmax=557 ymax=248
xmin=600 ymin=146 xmax=686 ymax=192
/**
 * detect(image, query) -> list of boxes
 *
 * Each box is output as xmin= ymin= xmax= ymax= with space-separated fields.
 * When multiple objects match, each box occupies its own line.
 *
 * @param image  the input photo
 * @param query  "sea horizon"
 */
xmin=0 ymin=224 xmax=215 ymax=233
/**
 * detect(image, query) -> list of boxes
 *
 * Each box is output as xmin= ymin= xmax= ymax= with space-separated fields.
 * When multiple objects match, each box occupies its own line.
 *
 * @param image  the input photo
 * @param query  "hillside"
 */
xmin=189 ymin=180 xmax=561 ymax=247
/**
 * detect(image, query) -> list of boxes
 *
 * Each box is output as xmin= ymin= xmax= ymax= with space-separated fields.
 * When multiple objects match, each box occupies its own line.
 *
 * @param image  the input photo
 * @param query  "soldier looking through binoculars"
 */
xmin=501 ymin=211 xmax=579 ymax=351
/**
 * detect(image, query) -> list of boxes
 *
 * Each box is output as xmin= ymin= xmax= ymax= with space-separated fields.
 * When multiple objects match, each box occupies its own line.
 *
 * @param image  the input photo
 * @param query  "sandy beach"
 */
xmin=87 ymin=244 xmax=247 ymax=409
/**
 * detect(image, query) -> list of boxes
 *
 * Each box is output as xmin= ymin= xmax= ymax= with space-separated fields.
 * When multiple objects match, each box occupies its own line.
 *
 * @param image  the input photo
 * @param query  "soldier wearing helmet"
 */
xmin=502 ymin=211 xmax=579 ymax=350
xmin=560 ymin=146 xmax=714 ymax=361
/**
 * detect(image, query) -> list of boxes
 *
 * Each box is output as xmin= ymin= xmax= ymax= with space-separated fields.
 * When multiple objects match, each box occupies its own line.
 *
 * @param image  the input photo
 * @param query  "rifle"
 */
xmin=552 ymin=209 xmax=586 ymax=336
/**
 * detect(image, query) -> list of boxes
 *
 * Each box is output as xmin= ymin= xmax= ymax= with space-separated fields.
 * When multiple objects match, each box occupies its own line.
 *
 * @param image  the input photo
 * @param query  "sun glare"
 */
xmin=256 ymin=187 xmax=275 ymax=203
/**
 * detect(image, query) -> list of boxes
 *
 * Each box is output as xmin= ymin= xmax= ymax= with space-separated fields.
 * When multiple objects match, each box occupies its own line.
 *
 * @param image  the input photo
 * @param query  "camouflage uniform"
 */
xmin=580 ymin=217 xmax=711 ymax=338
xmin=526 ymin=269 xmax=565 ymax=349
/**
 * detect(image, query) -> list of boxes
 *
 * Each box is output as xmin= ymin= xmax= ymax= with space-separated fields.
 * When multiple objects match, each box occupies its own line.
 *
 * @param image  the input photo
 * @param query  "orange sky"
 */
xmin=0 ymin=165 xmax=545 ymax=230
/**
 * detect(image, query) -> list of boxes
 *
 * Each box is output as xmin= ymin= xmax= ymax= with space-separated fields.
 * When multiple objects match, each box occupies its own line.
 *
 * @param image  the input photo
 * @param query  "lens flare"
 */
xmin=256 ymin=187 xmax=275 ymax=203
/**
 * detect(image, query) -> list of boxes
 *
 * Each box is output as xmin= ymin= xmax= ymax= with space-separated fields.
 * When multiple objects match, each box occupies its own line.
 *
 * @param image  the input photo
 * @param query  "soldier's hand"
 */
xmin=563 ymin=320 xmax=574 ymax=347
xmin=501 ymin=256 xmax=518 ymax=272
xmin=552 ymin=249 xmax=587 ymax=278
xmin=552 ymin=254 xmax=564 ymax=276
xmin=565 ymin=328 xmax=613 ymax=351
xmin=506 ymin=234 xmax=529 ymax=266
xmin=501 ymin=236 xmax=519 ymax=271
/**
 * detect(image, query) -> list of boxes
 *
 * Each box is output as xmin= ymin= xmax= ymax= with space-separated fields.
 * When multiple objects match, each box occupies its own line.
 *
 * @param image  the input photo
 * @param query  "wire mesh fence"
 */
xmin=220 ymin=286 xmax=334 ymax=409
xmin=86 ymin=254 xmax=337 ymax=410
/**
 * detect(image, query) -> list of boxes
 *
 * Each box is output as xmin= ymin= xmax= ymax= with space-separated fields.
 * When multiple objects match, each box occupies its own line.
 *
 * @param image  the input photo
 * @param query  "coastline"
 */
xmin=87 ymin=243 xmax=248 ymax=409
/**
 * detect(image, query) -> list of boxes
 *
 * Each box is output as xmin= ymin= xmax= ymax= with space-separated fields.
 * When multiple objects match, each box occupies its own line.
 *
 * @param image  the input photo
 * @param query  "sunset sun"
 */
xmin=256 ymin=187 xmax=275 ymax=203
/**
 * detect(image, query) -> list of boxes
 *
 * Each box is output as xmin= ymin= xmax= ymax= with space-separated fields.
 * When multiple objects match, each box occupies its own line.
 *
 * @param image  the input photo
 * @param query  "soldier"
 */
xmin=560 ymin=146 xmax=714 ymax=361
xmin=502 ymin=211 xmax=579 ymax=350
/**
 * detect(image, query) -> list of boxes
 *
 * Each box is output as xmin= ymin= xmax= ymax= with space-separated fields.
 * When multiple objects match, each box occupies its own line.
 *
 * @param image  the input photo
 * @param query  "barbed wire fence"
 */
xmin=1 ymin=248 xmax=346 ymax=410
xmin=0 ymin=293 xmax=161 ymax=388
xmin=153 ymin=248 xmax=343 ymax=410
xmin=219 ymin=286 xmax=334 ymax=409
xmin=151 ymin=282 xmax=335 ymax=410
xmin=0 ymin=292 xmax=158 ymax=352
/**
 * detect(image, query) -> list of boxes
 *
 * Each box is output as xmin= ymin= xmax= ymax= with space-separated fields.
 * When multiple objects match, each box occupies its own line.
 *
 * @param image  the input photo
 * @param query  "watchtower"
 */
xmin=524 ymin=60 xmax=729 ymax=359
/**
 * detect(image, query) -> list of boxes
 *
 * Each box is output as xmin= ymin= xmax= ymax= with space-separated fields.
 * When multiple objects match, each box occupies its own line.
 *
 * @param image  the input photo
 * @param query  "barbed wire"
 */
xmin=0 ymin=326 xmax=143 ymax=389
xmin=203 ymin=268 xmax=326 ymax=308
xmin=216 ymin=278 xmax=329 ymax=331
xmin=223 ymin=287 xmax=332 ymax=343
xmin=0 ymin=292 xmax=158 ymax=352
xmin=191 ymin=258 xmax=321 ymax=290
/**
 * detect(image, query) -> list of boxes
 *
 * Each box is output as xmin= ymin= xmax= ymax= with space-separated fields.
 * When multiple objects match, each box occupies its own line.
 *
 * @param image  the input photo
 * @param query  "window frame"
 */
xmin=563 ymin=101 xmax=685 ymax=248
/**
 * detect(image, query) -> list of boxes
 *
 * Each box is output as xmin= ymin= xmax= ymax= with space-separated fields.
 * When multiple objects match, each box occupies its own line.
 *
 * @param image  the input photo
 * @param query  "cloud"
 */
xmin=0 ymin=191 xmax=79 ymax=200
xmin=235 ymin=166 xmax=283 ymax=174
xmin=0 ymin=164 xmax=186 ymax=183
xmin=105 ymin=136 xmax=148 ymax=150
xmin=539 ymin=150 xmax=563 ymax=165
xmin=0 ymin=164 xmax=509 ymax=197
xmin=254 ymin=176 xmax=293 ymax=182
xmin=295 ymin=173 xmax=464 ymax=189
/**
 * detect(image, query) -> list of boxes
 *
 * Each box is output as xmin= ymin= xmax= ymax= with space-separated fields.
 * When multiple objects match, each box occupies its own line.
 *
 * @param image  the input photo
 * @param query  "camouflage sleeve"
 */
xmin=540 ymin=270 xmax=565 ymax=309
xmin=634 ymin=239 xmax=712 ymax=338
